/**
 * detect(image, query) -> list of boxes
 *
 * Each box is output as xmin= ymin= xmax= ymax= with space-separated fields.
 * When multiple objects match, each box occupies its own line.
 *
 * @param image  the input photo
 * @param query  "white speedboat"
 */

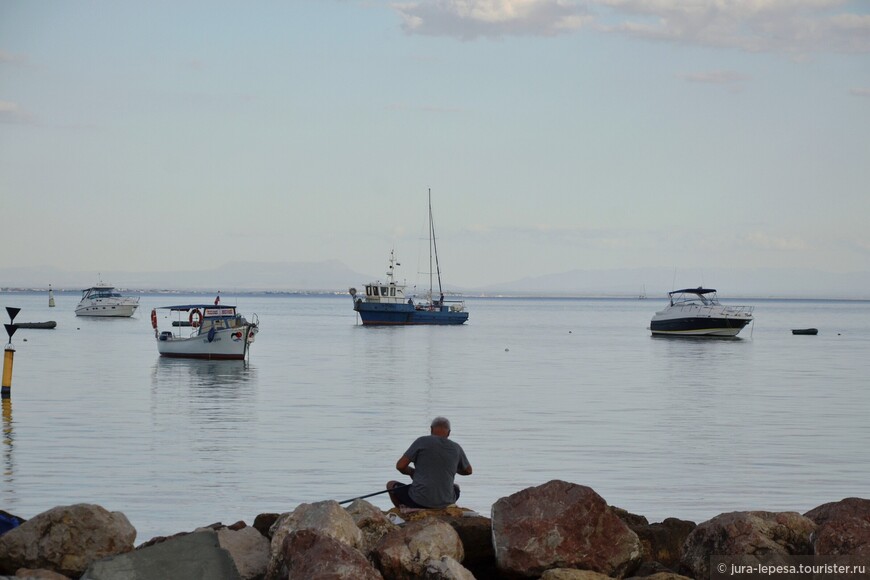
xmin=152 ymin=304 xmax=259 ymax=360
xmin=75 ymin=283 xmax=140 ymax=317
xmin=650 ymin=288 xmax=753 ymax=337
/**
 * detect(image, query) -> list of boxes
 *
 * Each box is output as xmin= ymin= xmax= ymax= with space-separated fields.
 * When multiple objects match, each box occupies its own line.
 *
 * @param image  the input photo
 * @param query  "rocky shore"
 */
xmin=1 ymin=480 xmax=868 ymax=579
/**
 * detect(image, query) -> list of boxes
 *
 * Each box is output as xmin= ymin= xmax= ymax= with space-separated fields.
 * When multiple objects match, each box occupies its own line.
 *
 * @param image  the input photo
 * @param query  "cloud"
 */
xmin=390 ymin=0 xmax=870 ymax=53
xmin=0 ymin=101 xmax=35 ymax=124
xmin=387 ymin=102 xmax=465 ymax=113
xmin=680 ymin=70 xmax=750 ymax=85
xmin=0 ymin=50 xmax=28 ymax=64
xmin=743 ymin=232 xmax=808 ymax=251
xmin=600 ymin=0 xmax=870 ymax=54
xmin=850 ymin=87 xmax=870 ymax=98
xmin=393 ymin=0 xmax=592 ymax=39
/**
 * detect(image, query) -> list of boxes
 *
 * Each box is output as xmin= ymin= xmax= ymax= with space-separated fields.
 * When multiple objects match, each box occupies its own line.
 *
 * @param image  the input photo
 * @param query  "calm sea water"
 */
xmin=1 ymin=291 xmax=868 ymax=541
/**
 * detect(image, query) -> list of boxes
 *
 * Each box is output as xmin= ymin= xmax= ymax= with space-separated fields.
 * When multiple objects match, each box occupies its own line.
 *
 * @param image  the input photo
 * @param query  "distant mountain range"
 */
xmin=2 ymin=262 xmax=869 ymax=299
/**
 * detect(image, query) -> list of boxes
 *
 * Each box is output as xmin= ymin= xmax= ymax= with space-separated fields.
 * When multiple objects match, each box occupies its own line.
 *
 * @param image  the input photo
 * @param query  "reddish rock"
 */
xmin=631 ymin=518 xmax=696 ymax=569
xmin=680 ymin=511 xmax=815 ymax=579
xmin=253 ymin=512 xmax=280 ymax=539
xmin=276 ymin=529 xmax=383 ymax=579
xmin=805 ymin=497 xmax=870 ymax=556
xmin=491 ymin=480 xmax=642 ymax=578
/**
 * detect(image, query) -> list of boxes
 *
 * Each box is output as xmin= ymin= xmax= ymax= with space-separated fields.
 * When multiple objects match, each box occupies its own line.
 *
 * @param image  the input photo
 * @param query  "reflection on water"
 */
xmin=2 ymin=398 xmax=12 ymax=486
xmin=151 ymin=357 xmax=255 ymax=390
xmin=150 ymin=358 xmax=258 ymax=427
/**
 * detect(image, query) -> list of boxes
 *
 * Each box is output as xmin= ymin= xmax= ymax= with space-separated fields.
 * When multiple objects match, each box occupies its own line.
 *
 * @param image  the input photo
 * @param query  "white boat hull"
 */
xmin=75 ymin=302 xmax=139 ymax=317
xmin=651 ymin=326 xmax=745 ymax=337
xmin=156 ymin=325 xmax=257 ymax=360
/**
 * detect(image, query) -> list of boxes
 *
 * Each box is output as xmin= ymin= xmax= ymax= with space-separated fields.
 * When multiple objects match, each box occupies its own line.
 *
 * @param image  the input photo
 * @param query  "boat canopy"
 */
xmin=668 ymin=287 xmax=716 ymax=296
xmin=158 ymin=304 xmax=237 ymax=312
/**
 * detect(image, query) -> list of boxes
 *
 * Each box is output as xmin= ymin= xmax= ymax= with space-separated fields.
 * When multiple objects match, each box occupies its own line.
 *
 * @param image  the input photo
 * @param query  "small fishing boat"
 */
xmin=350 ymin=190 xmax=468 ymax=326
xmin=791 ymin=328 xmax=818 ymax=335
xmin=650 ymin=287 xmax=754 ymax=337
xmin=75 ymin=281 xmax=139 ymax=317
xmin=15 ymin=321 xmax=57 ymax=329
xmin=151 ymin=304 xmax=259 ymax=360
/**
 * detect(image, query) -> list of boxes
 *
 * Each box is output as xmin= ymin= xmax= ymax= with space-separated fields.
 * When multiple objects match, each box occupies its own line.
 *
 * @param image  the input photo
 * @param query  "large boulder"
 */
xmin=540 ymin=569 xmax=612 ymax=579
xmin=273 ymin=529 xmax=383 ymax=580
xmin=345 ymin=499 xmax=398 ymax=558
xmin=266 ymin=501 xmax=362 ymax=579
xmin=252 ymin=513 xmax=280 ymax=539
xmin=0 ymin=504 xmax=136 ymax=578
xmin=805 ymin=497 xmax=870 ymax=556
xmin=631 ymin=518 xmax=696 ymax=569
xmin=491 ymin=480 xmax=642 ymax=578
xmin=680 ymin=511 xmax=815 ymax=579
xmin=374 ymin=519 xmax=465 ymax=579
xmin=388 ymin=506 xmax=496 ymax=578
xmin=421 ymin=556 xmax=475 ymax=579
xmin=217 ymin=526 xmax=270 ymax=580
xmin=9 ymin=569 xmax=71 ymax=579
xmin=81 ymin=529 xmax=240 ymax=580
xmin=438 ymin=513 xmax=496 ymax=578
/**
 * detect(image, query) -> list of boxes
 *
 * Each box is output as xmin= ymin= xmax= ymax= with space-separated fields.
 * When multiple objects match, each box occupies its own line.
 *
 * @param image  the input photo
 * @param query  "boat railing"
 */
xmin=722 ymin=304 xmax=754 ymax=315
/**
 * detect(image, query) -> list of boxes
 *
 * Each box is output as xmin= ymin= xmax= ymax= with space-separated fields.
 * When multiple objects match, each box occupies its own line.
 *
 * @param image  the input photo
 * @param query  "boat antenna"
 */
xmin=429 ymin=188 xmax=443 ymax=299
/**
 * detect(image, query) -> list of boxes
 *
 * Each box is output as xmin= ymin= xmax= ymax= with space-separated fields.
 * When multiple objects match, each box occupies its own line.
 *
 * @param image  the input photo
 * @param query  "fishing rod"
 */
xmin=337 ymin=483 xmax=409 ymax=505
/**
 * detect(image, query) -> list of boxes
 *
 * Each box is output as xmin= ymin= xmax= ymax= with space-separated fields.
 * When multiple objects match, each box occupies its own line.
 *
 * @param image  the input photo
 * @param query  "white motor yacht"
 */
xmin=75 ymin=283 xmax=140 ymax=317
xmin=650 ymin=288 xmax=753 ymax=337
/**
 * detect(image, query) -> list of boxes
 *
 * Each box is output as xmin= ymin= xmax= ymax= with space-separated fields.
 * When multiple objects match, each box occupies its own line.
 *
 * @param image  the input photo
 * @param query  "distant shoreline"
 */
xmin=3 ymin=288 xmax=870 ymax=302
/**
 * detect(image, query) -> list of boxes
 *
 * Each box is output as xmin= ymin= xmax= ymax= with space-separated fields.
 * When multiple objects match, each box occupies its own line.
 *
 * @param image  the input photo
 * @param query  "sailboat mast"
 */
xmin=429 ymin=188 xmax=444 ymax=298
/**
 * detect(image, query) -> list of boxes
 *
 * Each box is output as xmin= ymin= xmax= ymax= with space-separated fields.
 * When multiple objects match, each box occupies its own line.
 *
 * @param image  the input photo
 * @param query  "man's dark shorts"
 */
xmin=390 ymin=483 xmax=460 ymax=508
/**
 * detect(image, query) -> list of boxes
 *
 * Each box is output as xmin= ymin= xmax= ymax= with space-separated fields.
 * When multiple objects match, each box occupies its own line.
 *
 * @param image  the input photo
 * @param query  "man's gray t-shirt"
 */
xmin=404 ymin=435 xmax=471 ymax=508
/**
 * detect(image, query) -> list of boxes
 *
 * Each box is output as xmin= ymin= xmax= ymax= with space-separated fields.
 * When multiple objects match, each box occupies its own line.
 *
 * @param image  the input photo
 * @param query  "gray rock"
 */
xmin=81 ymin=530 xmax=240 ymax=580
xmin=422 ymin=556 xmax=475 ymax=579
xmin=0 ymin=504 xmax=136 ymax=578
xmin=374 ymin=519 xmax=464 ymax=580
xmin=11 ymin=569 xmax=72 ymax=579
xmin=217 ymin=526 xmax=270 ymax=580
xmin=344 ymin=499 xmax=398 ymax=558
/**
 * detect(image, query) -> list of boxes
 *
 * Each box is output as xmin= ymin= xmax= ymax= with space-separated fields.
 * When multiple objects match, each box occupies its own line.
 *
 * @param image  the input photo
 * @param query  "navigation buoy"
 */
xmin=48 ymin=284 xmax=56 ymax=307
xmin=2 ymin=346 xmax=13 ymax=398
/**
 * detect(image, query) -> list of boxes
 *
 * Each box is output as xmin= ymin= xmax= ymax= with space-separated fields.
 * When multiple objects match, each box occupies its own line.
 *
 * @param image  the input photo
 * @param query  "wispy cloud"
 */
xmin=391 ymin=0 xmax=870 ymax=54
xmin=387 ymin=102 xmax=466 ymax=113
xmin=850 ymin=87 xmax=870 ymax=98
xmin=0 ymin=49 xmax=28 ymax=64
xmin=394 ymin=0 xmax=592 ymax=39
xmin=743 ymin=232 xmax=808 ymax=251
xmin=0 ymin=101 xmax=35 ymax=124
xmin=680 ymin=70 xmax=750 ymax=85
xmin=600 ymin=0 xmax=870 ymax=54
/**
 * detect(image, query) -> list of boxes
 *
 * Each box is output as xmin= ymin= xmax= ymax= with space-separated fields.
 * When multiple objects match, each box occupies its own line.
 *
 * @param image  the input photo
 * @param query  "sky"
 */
xmin=1 ymin=0 xmax=869 ymax=289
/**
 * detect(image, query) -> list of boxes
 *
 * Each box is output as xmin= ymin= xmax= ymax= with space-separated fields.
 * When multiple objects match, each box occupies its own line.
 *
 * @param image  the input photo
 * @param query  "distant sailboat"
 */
xmin=638 ymin=285 xmax=647 ymax=300
xmin=48 ymin=284 xmax=56 ymax=307
xmin=349 ymin=189 xmax=469 ymax=325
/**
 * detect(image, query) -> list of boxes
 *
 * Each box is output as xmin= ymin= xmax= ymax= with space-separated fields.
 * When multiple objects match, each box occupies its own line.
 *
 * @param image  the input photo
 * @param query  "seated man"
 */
xmin=387 ymin=416 xmax=472 ymax=509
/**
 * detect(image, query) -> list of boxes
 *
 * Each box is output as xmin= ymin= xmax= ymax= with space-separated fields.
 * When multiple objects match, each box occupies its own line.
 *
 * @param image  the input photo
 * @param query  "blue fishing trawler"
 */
xmin=349 ymin=191 xmax=469 ymax=326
